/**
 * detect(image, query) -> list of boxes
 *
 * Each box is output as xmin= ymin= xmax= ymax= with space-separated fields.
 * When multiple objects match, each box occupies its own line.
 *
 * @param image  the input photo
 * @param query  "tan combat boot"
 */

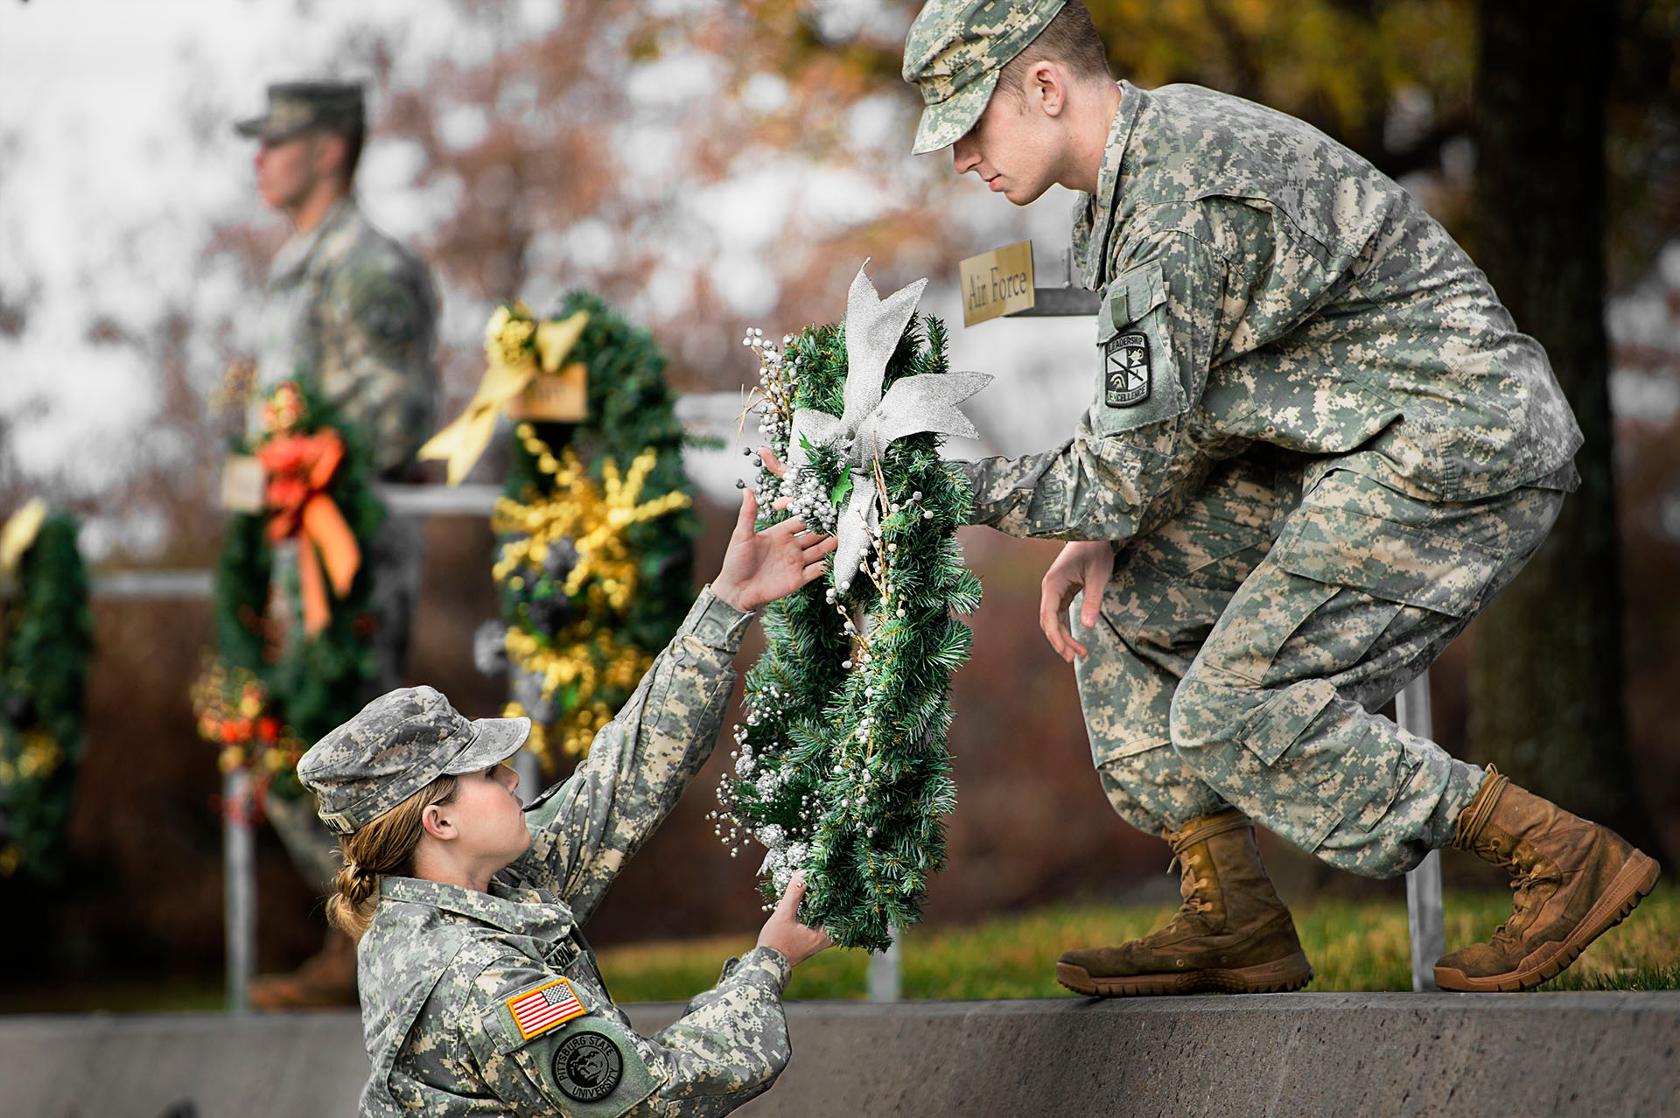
xmin=1435 ymin=768 xmax=1660 ymax=992
xmin=248 ymin=926 xmax=359 ymax=1010
xmin=1056 ymin=809 xmax=1313 ymax=996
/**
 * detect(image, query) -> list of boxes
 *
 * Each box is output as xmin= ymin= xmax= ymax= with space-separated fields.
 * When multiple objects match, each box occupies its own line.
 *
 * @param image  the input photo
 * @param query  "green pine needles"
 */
xmin=717 ymin=312 xmax=981 ymax=952
xmin=0 ymin=511 xmax=91 ymax=880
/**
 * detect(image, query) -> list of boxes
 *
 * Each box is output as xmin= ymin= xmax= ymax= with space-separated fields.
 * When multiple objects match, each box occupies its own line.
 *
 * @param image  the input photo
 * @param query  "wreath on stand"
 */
xmin=423 ymin=293 xmax=698 ymax=770
xmin=714 ymin=266 xmax=988 ymax=951
xmin=192 ymin=379 xmax=383 ymax=805
xmin=0 ymin=502 xmax=92 ymax=880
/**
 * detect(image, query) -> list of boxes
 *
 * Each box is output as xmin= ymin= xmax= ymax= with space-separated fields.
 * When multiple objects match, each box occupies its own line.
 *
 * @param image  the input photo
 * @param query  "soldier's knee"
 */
xmin=1168 ymin=672 xmax=1257 ymax=768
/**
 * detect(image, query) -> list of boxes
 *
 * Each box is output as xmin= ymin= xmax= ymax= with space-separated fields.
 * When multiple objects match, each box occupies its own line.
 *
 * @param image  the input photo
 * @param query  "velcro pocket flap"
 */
xmin=1115 ymin=259 xmax=1168 ymax=324
xmin=1239 ymin=678 xmax=1337 ymax=767
xmin=1270 ymin=505 xmax=1501 ymax=617
xmin=1092 ymin=260 xmax=1186 ymax=434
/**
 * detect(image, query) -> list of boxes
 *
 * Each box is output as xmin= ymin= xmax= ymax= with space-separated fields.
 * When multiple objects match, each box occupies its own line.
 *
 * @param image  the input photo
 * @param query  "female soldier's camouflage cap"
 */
xmin=297 ymin=686 xmax=530 ymax=835
xmin=901 ymin=0 xmax=1068 ymax=154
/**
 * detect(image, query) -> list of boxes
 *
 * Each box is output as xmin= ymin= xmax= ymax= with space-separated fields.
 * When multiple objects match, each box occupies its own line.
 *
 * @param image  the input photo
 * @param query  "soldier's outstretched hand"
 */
xmin=711 ymin=488 xmax=837 ymax=613
xmin=756 ymin=872 xmax=833 ymax=968
xmin=1040 ymin=540 xmax=1115 ymax=662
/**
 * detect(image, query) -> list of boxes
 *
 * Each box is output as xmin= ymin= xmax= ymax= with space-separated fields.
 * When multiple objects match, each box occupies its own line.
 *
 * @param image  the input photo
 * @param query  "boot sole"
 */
xmin=1435 ymin=850 xmax=1661 ymax=993
xmin=1056 ymin=951 xmax=1314 ymax=997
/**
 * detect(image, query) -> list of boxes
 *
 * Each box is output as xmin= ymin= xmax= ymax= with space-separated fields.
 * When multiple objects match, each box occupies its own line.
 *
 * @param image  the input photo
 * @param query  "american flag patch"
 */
xmin=505 ymin=978 xmax=587 ymax=1039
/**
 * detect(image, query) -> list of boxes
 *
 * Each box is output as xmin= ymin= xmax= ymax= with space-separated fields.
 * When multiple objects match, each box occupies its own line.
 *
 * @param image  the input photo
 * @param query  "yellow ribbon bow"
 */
xmin=419 ymin=307 xmax=590 ymax=485
xmin=0 ymin=499 xmax=47 ymax=595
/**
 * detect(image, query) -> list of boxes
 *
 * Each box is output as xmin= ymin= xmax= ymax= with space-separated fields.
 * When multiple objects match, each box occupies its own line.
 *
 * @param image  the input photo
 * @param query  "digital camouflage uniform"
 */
xmin=908 ymin=13 xmax=1582 ymax=877
xmin=239 ymin=83 xmax=443 ymax=890
xmin=252 ymin=194 xmax=441 ymax=481
xmin=304 ymin=589 xmax=792 ymax=1117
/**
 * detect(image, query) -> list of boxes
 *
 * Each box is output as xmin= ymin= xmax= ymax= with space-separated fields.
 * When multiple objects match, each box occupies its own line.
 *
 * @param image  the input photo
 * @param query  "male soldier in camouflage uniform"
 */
xmin=298 ymin=491 xmax=837 ymax=1115
xmin=903 ymin=0 xmax=1659 ymax=994
xmin=235 ymin=80 xmax=441 ymax=1007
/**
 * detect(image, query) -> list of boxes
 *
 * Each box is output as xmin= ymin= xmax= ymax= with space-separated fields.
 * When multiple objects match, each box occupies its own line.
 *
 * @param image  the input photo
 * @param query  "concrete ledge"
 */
xmin=0 ymin=1011 xmax=366 ymax=1117
xmin=704 ymin=994 xmax=1680 ymax=1117
xmin=3 ymin=994 xmax=1677 ymax=1117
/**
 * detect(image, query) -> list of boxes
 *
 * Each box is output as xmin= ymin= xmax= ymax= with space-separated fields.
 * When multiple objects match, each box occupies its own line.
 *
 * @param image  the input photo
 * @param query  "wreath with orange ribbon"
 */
xmin=193 ymin=378 xmax=383 ymax=801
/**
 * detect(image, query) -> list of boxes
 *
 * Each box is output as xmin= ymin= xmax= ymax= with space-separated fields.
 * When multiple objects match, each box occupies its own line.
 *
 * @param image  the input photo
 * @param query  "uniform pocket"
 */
xmin=1268 ymin=504 xmax=1503 ymax=618
xmin=1091 ymin=260 xmax=1189 ymax=437
xmin=1212 ymin=495 xmax=1487 ymax=842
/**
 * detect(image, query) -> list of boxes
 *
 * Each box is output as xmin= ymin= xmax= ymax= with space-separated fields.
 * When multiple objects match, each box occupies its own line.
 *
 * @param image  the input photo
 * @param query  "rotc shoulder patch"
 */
xmin=1104 ymin=331 xmax=1151 ymax=408
xmin=350 ymin=276 xmax=421 ymax=344
xmin=554 ymin=1031 xmax=624 ymax=1103
xmin=505 ymin=977 xmax=587 ymax=1040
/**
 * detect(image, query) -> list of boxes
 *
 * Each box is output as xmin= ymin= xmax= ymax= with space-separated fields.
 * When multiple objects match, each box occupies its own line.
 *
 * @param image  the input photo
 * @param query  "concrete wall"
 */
xmin=4 ymin=994 xmax=1678 ymax=1117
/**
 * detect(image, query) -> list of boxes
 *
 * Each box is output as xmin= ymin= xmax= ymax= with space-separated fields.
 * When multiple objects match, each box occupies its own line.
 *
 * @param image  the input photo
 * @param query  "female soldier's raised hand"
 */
xmin=711 ymin=488 xmax=837 ymax=612
xmin=756 ymin=872 xmax=833 ymax=968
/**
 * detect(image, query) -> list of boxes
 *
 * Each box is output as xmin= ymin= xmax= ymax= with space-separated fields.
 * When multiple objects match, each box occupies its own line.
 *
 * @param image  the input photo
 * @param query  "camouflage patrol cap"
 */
xmin=297 ymin=686 xmax=530 ymax=835
xmin=235 ymin=81 xmax=365 ymax=143
xmin=902 ymin=0 xmax=1067 ymax=154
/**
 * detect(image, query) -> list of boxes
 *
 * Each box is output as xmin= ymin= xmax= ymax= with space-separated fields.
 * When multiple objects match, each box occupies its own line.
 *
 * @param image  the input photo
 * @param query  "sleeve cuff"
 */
xmin=725 ymin=946 xmax=792 ymax=996
xmin=684 ymin=585 xmax=754 ymax=652
xmin=949 ymin=458 xmax=986 ymax=527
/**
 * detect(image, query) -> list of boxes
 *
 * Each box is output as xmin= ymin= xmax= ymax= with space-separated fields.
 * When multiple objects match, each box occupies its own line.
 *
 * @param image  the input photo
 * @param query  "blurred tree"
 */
xmin=1087 ymin=0 xmax=1478 ymax=182
xmin=1465 ymin=1 xmax=1656 ymax=850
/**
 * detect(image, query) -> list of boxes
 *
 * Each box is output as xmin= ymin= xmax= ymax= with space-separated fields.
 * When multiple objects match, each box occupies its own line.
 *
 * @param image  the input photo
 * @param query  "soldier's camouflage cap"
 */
xmin=902 ymin=0 xmax=1067 ymax=154
xmin=235 ymin=80 xmax=365 ymax=143
xmin=298 ymin=686 xmax=530 ymax=835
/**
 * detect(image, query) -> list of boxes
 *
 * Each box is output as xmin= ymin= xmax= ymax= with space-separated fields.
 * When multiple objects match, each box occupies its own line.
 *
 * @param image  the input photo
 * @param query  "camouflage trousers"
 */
xmin=269 ymin=513 xmax=424 ymax=894
xmin=1074 ymin=453 xmax=1568 ymax=878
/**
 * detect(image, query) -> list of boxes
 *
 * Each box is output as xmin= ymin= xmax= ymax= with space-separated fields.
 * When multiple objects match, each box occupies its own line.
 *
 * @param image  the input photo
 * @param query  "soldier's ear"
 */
xmin=421 ymin=803 xmax=455 ymax=842
xmin=312 ymin=132 xmax=350 ymax=181
xmin=1031 ymin=60 xmax=1066 ymax=118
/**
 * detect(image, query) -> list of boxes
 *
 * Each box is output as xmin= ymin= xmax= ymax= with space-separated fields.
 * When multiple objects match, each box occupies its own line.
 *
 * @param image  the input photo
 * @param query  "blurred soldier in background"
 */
xmin=234 ymin=80 xmax=440 ymax=1008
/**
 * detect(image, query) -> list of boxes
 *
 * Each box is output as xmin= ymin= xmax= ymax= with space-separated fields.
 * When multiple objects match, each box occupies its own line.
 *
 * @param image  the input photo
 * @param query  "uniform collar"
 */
xmin=380 ymin=874 xmax=576 ymax=938
xmin=268 ymin=195 xmax=359 ymax=286
xmin=1072 ymin=81 xmax=1147 ymax=291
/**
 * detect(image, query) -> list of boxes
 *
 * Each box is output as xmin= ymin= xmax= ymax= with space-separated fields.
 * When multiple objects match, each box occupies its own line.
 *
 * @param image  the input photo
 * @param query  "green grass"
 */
xmin=0 ymin=978 xmax=226 ymax=1015
xmin=3 ymin=889 xmax=1670 ymax=1014
xmin=596 ymin=886 xmax=1680 ymax=1002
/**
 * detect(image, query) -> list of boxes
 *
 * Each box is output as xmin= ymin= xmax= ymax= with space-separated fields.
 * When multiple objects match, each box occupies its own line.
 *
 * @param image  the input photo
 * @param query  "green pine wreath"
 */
xmin=0 ymin=509 xmax=92 ymax=880
xmin=716 ymin=312 xmax=981 ymax=952
xmin=194 ymin=377 xmax=383 ymax=798
xmin=481 ymin=291 xmax=699 ymax=768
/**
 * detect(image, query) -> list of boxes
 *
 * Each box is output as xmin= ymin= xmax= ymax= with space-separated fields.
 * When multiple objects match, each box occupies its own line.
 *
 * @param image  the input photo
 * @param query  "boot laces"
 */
xmin=1157 ymin=810 xmax=1248 ymax=930
xmin=1489 ymin=856 xmax=1557 ymax=948
xmin=1165 ymin=855 xmax=1216 ymax=918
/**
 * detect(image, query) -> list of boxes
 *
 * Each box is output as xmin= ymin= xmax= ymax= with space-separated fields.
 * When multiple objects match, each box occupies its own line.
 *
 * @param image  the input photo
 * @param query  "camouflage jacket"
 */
xmin=256 ymin=197 xmax=440 ymax=479
xmin=962 ymin=82 xmax=1582 ymax=540
xmin=356 ymin=588 xmax=793 ymax=1117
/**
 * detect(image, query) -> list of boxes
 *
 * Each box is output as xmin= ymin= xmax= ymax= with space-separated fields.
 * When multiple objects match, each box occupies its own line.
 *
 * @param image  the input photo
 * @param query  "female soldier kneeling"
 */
xmin=296 ymin=491 xmax=837 ymax=1116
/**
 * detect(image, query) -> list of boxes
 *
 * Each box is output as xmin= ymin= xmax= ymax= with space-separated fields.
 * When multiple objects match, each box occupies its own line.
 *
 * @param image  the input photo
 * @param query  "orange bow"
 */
xmin=258 ymin=430 xmax=361 ymax=636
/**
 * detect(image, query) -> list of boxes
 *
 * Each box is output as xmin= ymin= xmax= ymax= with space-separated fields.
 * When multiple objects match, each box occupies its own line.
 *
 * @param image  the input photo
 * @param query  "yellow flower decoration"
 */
xmin=16 ymin=731 xmax=61 ymax=780
xmin=492 ymin=432 xmax=690 ymax=766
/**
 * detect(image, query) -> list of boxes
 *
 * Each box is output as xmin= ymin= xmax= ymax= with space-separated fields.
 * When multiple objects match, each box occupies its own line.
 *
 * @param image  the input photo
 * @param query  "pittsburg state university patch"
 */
xmin=554 ymin=1031 xmax=624 ymax=1103
xmin=1104 ymin=331 xmax=1151 ymax=408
